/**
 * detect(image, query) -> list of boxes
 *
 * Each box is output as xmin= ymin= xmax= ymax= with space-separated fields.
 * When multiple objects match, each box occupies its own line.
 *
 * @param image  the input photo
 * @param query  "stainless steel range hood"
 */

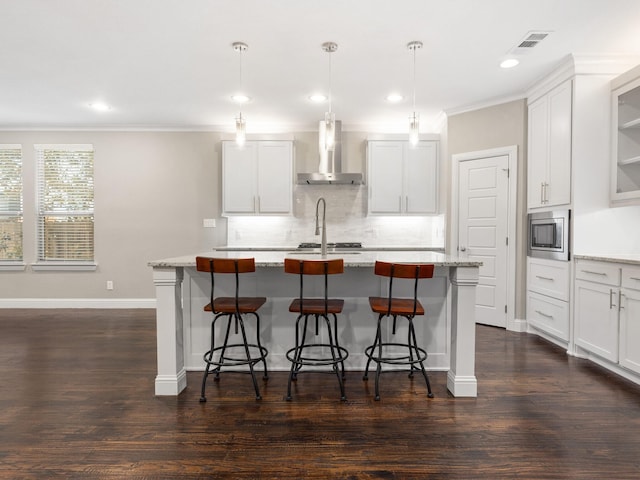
xmin=297 ymin=120 xmax=363 ymax=185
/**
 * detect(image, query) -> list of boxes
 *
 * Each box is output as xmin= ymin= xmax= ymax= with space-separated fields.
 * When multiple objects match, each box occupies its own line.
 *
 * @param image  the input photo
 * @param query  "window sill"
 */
xmin=31 ymin=262 xmax=98 ymax=272
xmin=0 ymin=262 xmax=26 ymax=271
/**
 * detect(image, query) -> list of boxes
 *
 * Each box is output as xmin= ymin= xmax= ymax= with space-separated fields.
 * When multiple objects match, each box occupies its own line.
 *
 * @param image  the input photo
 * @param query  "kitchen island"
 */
xmin=149 ymin=250 xmax=481 ymax=397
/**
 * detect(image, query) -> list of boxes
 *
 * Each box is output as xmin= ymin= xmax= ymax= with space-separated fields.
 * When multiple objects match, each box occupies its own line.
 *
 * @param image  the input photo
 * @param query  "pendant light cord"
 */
xmin=328 ymin=49 xmax=333 ymax=115
xmin=412 ymin=45 xmax=416 ymax=115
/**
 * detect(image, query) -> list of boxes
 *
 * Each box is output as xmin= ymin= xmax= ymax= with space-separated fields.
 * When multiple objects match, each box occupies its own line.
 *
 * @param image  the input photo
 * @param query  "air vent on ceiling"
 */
xmin=509 ymin=31 xmax=552 ymax=55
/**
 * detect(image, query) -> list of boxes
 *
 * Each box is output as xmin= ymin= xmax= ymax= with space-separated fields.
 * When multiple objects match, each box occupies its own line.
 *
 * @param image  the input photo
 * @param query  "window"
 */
xmin=35 ymin=144 xmax=94 ymax=266
xmin=0 ymin=144 xmax=23 ymax=263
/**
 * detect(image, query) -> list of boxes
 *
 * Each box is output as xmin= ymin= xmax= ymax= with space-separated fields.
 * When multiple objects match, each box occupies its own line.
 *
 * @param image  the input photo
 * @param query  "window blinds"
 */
xmin=0 ymin=145 xmax=23 ymax=261
xmin=35 ymin=144 xmax=94 ymax=262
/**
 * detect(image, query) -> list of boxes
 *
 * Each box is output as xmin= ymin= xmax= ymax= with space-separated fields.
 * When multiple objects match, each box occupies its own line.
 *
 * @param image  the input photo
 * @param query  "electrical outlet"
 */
xmin=203 ymin=218 xmax=216 ymax=228
xmin=106 ymin=281 xmax=114 ymax=290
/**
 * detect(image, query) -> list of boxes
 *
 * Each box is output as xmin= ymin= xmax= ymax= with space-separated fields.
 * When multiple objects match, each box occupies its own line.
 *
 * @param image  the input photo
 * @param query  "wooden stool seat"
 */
xmin=284 ymin=257 xmax=348 ymax=401
xmin=368 ymin=297 xmax=425 ymax=316
xmin=205 ymin=297 xmax=267 ymax=314
xmin=289 ymin=298 xmax=344 ymax=315
xmin=363 ymin=261 xmax=435 ymax=401
xmin=196 ymin=256 xmax=269 ymax=402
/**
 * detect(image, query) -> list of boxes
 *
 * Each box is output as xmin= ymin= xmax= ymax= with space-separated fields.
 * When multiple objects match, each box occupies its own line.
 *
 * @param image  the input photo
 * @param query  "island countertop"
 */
xmin=149 ymin=250 xmax=482 ymax=268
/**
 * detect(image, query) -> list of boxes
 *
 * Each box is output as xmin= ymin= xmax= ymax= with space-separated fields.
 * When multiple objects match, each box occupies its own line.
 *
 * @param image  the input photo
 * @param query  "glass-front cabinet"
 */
xmin=611 ymin=65 xmax=640 ymax=205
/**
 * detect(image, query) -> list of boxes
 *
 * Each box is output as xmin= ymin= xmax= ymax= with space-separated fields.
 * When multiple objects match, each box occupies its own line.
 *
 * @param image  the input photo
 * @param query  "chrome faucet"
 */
xmin=315 ymin=197 xmax=327 ymax=257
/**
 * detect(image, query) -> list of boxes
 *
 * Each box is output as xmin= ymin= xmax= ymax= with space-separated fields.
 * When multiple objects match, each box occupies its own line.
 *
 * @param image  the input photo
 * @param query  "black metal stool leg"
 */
xmin=293 ymin=315 xmax=311 ymax=379
xmin=237 ymin=313 xmax=262 ymax=400
xmin=324 ymin=314 xmax=346 ymax=401
xmin=252 ymin=312 xmax=269 ymax=381
xmin=363 ymin=314 xmax=383 ymax=380
xmin=287 ymin=314 xmax=305 ymax=400
xmin=200 ymin=316 xmax=217 ymax=402
xmin=214 ymin=314 xmax=233 ymax=381
xmin=407 ymin=316 xmax=416 ymax=379
xmin=374 ymin=317 xmax=384 ymax=401
xmin=409 ymin=318 xmax=433 ymax=398
xmin=331 ymin=313 xmax=346 ymax=380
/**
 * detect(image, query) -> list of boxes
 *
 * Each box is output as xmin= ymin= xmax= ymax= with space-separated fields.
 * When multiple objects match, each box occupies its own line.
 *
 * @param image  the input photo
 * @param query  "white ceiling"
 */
xmin=2 ymin=0 xmax=640 ymax=133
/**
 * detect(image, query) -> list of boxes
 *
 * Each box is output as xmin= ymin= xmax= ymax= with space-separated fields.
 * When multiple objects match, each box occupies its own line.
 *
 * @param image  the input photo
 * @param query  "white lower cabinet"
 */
xmin=619 ymin=270 xmax=640 ymax=374
xmin=574 ymin=278 xmax=619 ymax=362
xmin=574 ymin=259 xmax=640 ymax=375
xmin=526 ymin=257 xmax=570 ymax=342
xmin=527 ymin=291 xmax=570 ymax=341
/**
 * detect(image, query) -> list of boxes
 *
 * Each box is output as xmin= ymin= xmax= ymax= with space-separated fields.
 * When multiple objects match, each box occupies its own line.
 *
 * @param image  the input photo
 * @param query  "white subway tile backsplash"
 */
xmin=227 ymin=185 xmax=445 ymax=248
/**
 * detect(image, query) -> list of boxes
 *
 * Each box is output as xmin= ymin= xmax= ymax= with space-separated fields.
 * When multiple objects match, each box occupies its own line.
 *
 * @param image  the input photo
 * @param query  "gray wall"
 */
xmin=446 ymin=99 xmax=528 ymax=320
xmin=0 ymin=131 xmax=225 ymax=300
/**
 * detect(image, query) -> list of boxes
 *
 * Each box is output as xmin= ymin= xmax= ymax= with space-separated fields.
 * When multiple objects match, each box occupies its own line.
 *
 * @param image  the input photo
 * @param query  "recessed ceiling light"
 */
xmin=309 ymin=93 xmax=328 ymax=103
xmin=88 ymin=102 xmax=111 ymax=112
xmin=500 ymin=58 xmax=519 ymax=69
xmin=386 ymin=93 xmax=404 ymax=102
xmin=231 ymin=94 xmax=251 ymax=103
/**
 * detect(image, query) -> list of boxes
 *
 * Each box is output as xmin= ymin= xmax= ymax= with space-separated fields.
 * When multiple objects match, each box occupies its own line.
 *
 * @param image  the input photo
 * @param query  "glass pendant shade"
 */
xmin=323 ymin=111 xmax=336 ymax=151
xmin=409 ymin=112 xmax=420 ymax=146
xmin=235 ymin=114 xmax=246 ymax=147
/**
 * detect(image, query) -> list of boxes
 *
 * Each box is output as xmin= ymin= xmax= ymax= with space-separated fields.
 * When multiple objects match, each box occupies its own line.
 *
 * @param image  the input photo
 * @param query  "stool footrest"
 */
xmin=286 ymin=343 xmax=349 ymax=367
xmin=204 ymin=343 xmax=269 ymax=367
xmin=364 ymin=342 xmax=427 ymax=365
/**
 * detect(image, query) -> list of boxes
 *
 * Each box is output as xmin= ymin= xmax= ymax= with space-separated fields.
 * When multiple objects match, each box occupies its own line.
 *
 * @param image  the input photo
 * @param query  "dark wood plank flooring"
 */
xmin=1 ymin=309 xmax=640 ymax=479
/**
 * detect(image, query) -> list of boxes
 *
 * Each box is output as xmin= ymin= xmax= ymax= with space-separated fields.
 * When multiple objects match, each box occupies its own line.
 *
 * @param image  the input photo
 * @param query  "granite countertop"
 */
xmin=213 ymin=245 xmax=446 ymax=252
xmin=573 ymin=254 xmax=640 ymax=266
xmin=149 ymin=249 xmax=481 ymax=268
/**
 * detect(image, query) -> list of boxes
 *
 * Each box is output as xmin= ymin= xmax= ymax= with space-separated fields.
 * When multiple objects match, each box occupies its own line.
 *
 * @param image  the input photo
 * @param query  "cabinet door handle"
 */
xmin=619 ymin=291 xmax=625 ymax=310
xmin=256 ymin=196 xmax=261 ymax=212
xmin=540 ymin=182 xmax=545 ymax=204
xmin=535 ymin=275 xmax=554 ymax=281
xmin=406 ymin=196 xmax=409 ymax=212
xmin=581 ymin=269 xmax=607 ymax=276
xmin=535 ymin=310 xmax=554 ymax=319
xmin=399 ymin=196 xmax=403 ymax=212
xmin=630 ymin=277 xmax=640 ymax=281
xmin=545 ymin=182 xmax=549 ymax=203
xmin=610 ymin=289 xmax=616 ymax=309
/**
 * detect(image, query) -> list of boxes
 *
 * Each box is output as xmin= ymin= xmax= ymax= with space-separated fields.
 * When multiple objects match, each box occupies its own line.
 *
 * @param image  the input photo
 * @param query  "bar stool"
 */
xmin=363 ymin=261 xmax=435 ymax=401
xmin=284 ymin=258 xmax=348 ymax=401
xmin=195 ymin=256 xmax=268 ymax=402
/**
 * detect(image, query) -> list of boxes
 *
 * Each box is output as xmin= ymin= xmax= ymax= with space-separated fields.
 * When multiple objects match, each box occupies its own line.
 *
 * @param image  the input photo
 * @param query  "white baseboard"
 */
xmin=508 ymin=317 xmax=528 ymax=332
xmin=0 ymin=298 xmax=156 ymax=309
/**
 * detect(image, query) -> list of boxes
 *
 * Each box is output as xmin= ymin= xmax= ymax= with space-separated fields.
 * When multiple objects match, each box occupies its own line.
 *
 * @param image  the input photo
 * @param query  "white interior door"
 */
xmin=458 ymin=154 xmax=510 ymax=328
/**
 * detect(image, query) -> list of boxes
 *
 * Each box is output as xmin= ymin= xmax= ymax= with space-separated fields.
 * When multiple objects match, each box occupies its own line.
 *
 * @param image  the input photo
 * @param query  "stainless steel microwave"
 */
xmin=527 ymin=209 xmax=570 ymax=261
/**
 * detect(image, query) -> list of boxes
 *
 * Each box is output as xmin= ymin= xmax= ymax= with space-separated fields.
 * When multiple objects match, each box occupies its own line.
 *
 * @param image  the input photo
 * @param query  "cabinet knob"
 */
xmin=459 ymin=246 xmax=467 ymax=252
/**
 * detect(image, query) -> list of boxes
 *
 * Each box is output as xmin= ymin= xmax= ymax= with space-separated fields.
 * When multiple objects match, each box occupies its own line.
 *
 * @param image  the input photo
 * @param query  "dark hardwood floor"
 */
xmin=1 ymin=309 xmax=640 ymax=479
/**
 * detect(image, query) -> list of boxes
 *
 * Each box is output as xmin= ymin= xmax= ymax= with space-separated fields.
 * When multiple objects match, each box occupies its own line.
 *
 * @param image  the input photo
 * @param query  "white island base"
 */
xmin=150 ymin=251 xmax=481 ymax=398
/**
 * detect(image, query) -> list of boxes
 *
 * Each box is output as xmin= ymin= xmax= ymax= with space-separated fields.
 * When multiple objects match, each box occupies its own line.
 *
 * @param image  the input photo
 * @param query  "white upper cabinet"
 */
xmin=367 ymin=140 xmax=438 ymax=215
xmin=611 ymin=65 xmax=640 ymax=205
xmin=222 ymin=140 xmax=293 ymax=215
xmin=527 ymin=79 xmax=572 ymax=209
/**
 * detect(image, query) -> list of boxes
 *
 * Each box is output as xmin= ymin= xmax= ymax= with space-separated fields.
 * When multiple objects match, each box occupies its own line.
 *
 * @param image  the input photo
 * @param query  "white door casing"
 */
xmin=451 ymin=146 xmax=519 ymax=331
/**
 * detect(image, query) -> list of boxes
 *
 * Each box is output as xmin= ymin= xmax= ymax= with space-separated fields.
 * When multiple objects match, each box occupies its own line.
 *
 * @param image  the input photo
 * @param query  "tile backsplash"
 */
xmin=227 ymin=184 xmax=445 ymax=248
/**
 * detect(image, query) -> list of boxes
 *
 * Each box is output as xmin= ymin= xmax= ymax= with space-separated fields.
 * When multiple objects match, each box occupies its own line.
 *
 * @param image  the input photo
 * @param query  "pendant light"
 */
xmin=232 ymin=42 xmax=249 ymax=146
xmin=320 ymin=42 xmax=338 ymax=152
xmin=407 ymin=41 xmax=423 ymax=146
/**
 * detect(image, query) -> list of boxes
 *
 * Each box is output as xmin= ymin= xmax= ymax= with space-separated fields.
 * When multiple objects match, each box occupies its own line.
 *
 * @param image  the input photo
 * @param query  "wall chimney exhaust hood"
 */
xmin=297 ymin=120 xmax=362 ymax=185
